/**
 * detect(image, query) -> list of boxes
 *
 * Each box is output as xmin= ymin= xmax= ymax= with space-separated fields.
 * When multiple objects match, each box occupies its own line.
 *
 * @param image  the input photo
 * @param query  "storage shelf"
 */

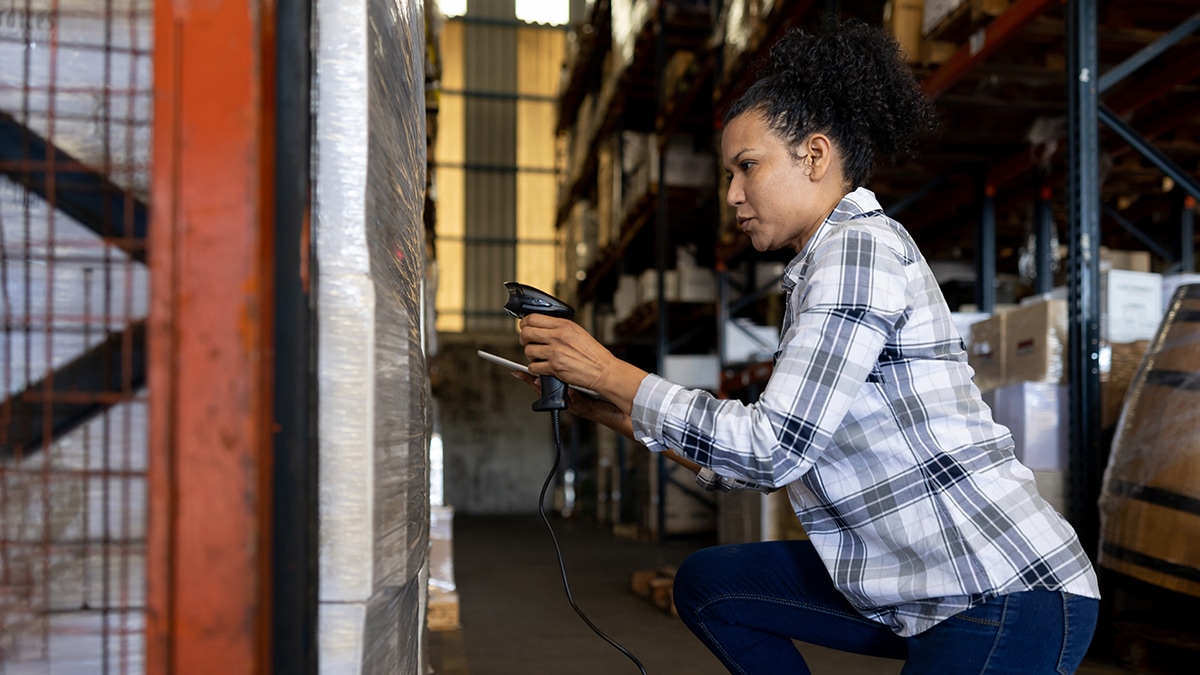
xmin=614 ymin=300 xmax=715 ymax=345
xmin=579 ymin=184 xmax=716 ymax=304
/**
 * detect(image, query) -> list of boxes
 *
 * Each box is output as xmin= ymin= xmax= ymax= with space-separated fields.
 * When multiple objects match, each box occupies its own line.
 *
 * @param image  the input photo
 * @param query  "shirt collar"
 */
xmin=781 ymin=187 xmax=884 ymax=293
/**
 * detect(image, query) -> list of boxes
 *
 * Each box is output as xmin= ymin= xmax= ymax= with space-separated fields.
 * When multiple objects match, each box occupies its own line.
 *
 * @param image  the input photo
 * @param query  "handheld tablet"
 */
xmin=476 ymin=350 xmax=602 ymax=399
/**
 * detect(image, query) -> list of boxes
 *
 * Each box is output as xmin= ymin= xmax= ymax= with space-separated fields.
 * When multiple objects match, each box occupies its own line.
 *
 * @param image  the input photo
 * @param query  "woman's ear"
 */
xmin=803 ymin=134 xmax=835 ymax=182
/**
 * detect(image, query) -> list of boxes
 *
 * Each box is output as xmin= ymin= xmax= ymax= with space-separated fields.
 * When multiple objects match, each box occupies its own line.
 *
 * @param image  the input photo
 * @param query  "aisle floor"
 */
xmin=431 ymin=514 xmax=1134 ymax=675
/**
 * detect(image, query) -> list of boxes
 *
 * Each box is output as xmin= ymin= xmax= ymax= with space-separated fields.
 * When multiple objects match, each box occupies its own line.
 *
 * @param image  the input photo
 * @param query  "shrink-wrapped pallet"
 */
xmin=1099 ymin=284 xmax=1200 ymax=598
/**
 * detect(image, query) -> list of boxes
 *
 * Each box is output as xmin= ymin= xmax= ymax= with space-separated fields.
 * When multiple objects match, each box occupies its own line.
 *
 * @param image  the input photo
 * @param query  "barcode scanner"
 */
xmin=499 ymin=281 xmax=646 ymax=674
xmin=503 ymin=281 xmax=575 ymax=412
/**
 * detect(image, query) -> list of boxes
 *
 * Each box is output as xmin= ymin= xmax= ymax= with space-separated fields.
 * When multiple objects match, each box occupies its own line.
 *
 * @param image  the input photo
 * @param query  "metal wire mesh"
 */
xmin=1 ymin=1 xmax=152 ymax=672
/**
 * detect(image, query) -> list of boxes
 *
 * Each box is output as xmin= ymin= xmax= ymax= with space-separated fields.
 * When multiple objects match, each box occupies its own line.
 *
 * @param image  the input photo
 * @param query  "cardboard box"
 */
xmin=1162 ymin=274 xmax=1200 ymax=313
xmin=638 ymin=268 xmax=679 ymax=305
xmin=1102 ymin=270 xmax=1162 ymax=344
xmin=650 ymin=135 xmax=716 ymax=189
xmin=923 ymin=0 xmax=1008 ymax=36
xmin=1005 ymin=298 xmax=1066 ymax=384
xmin=990 ymin=381 xmax=1068 ymax=471
xmin=428 ymin=589 xmax=460 ymax=631
xmin=665 ymin=354 xmax=720 ymax=390
xmin=613 ymin=274 xmax=639 ymax=323
xmin=429 ymin=505 xmax=456 ymax=593
xmin=678 ymin=265 xmax=717 ymax=303
xmin=951 ymin=311 xmax=990 ymax=350
xmin=596 ymin=137 xmax=618 ymax=249
xmin=754 ymin=261 xmax=786 ymax=293
xmin=885 ymin=0 xmax=925 ymax=63
xmin=922 ymin=0 xmax=963 ymax=35
xmin=723 ymin=318 xmax=779 ymax=365
xmin=921 ymin=39 xmax=958 ymax=65
xmin=968 ymin=312 xmax=1005 ymax=392
xmin=1100 ymin=246 xmax=1151 ymax=273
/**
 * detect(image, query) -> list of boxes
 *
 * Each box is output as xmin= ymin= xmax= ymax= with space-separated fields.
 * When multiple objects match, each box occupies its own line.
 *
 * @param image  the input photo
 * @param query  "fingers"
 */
xmin=517 ymin=315 xmax=569 ymax=371
xmin=515 ymin=314 xmax=610 ymax=394
xmin=517 ymin=313 xmax=563 ymax=347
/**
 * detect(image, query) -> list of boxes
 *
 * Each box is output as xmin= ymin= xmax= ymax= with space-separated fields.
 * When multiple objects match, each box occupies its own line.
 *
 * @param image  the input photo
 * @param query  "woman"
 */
xmin=516 ymin=19 xmax=1099 ymax=674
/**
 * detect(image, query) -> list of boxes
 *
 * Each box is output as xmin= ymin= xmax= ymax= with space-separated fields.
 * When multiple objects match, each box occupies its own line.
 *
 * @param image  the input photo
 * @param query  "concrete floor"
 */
xmin=429 ymin=514 xmax=1140 ymax=674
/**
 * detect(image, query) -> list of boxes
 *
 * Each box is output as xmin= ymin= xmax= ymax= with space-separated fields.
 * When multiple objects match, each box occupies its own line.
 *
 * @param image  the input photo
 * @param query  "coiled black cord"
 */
xmin=540 ymin=409 xmax=648 ymax=675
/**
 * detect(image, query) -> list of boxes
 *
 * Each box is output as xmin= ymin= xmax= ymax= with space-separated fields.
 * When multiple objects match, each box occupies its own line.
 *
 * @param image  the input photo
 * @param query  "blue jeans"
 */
xmin=673 ymin=540 xmax=1099 ymax=674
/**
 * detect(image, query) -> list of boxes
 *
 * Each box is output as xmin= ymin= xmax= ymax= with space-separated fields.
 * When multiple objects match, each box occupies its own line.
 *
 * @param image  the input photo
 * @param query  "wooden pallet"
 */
xmin=630 ymin=566 xmax=678 ymax=617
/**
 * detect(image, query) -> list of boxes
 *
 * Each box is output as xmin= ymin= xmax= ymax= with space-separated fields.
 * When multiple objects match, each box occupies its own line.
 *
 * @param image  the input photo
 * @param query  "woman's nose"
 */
xmin=726 ymin=179 xmax=744 ymax=207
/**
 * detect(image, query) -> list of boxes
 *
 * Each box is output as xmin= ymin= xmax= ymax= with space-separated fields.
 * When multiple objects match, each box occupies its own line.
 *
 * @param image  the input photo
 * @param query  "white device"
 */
xmin=476 ymin=350 xmax=602 ymax=399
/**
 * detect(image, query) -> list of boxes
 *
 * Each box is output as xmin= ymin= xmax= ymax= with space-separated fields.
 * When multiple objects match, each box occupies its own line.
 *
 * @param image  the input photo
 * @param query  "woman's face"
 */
xmin=721 ymin=110 xmax=836 ymax=253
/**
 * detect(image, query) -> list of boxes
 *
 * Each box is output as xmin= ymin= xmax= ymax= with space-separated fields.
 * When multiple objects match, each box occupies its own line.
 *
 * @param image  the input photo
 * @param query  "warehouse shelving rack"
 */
xmin=556 ymin=0 xmax=725 ymax=539
xmin=554 ymin=0 xmax=1200 ymax=549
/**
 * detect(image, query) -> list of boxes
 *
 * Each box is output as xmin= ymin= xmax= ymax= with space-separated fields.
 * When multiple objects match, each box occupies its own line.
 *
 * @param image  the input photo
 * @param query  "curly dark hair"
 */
xmin=724 ymin=19 xmax=938 ymax=188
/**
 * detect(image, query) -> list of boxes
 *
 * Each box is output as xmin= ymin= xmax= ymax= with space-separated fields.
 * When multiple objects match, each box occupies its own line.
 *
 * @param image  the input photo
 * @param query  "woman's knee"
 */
xmin=673 ymin=546 xmax=735 ymax=618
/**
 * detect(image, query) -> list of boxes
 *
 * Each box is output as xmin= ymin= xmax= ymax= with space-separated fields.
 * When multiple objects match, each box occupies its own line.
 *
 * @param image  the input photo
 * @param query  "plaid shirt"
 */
xmin=632 ymin=188 xmax=1099 ymax=637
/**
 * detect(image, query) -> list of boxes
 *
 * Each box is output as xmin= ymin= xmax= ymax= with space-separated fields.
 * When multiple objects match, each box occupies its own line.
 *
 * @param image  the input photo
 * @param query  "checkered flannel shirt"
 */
xmin=632 ymin=188 xmax=1099 ymax=636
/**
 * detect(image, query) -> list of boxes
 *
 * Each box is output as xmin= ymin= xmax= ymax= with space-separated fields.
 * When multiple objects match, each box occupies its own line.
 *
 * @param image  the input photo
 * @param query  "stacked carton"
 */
xmin=968 ymin=253 xmax=1162 ymax=515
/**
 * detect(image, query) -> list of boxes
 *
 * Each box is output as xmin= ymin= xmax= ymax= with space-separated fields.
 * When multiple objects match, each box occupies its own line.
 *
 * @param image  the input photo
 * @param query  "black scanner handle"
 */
xmin=503 ymin=282 xmax=575 ymax=412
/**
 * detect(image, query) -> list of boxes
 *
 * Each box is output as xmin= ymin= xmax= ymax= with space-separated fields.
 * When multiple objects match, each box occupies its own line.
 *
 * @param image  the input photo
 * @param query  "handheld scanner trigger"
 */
xmin=503 ymin=282 xmax=574 ymax=412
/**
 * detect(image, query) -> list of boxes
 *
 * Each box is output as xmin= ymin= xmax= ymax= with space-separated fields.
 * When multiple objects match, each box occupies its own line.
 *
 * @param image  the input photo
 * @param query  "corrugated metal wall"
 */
xmin=434 ymin=0 xmax=568 ymax=333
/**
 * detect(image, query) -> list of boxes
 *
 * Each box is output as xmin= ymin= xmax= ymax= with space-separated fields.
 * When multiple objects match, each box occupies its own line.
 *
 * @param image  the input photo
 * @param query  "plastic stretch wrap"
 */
xmin=1099 ymin=284 xmax=1200 ymax=597
xmin=2 ymin=2 xmax=151 ymax=671
xmin=316 ymin=0 xmax=429 ymax=671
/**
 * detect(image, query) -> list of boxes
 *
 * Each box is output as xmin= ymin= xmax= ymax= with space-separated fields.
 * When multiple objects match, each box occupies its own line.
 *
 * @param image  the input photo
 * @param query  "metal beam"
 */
xmin=921 ymin=0 xmax=1059 ymax=99
xmin=148 ymin=0 xmax=278 ymax=672
xmin=1099 ymin=103 xmax=1200 ymax=205
xmin=987 ymin=46 xmax=1200 ymax=193
xmin=1035 ymin=184 xmax=1054 ymax=294
xmin=975 ymin=179 xmax=997 ymax=313
xmin=271 ymin=0 xmax=317 ymax=669
xmin=1102 ymin=204 xmax=1176 ymax=263
xmin=0 ymin=321 xmax=146 ymax=459
xmin=884 ymin=171 xmax=953 ymax=218
xmin=1181 ymin=195 xmax=1196 ymax=273
xmin=1098 ymin=9 xmax=1200 ymax=94
xmin=654 ymin=0 xmax=668 ymax=540
xmin=1065 ymin=0 xmax=1102 ymax=559
xmin=0 ymin=110 xmax=148 ymax=263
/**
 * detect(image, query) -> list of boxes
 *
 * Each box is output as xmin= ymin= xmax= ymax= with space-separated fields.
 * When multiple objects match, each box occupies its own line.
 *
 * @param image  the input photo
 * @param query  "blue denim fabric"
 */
xmin=672 ymin=540 xmax=1099 ymax=674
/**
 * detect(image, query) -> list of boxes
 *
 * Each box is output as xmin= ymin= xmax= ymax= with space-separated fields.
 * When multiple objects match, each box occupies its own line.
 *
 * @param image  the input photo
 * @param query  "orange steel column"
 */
xmin=148 ymin=1 xmax=277 ymax=673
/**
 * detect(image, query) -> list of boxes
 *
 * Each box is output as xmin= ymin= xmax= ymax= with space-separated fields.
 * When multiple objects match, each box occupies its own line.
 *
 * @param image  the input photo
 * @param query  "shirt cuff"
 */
xmin=630 ymin=373 xmax=684 ymax=453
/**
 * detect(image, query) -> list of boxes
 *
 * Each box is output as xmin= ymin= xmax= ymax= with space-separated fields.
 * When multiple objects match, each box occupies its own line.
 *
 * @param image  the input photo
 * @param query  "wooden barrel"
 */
xmin=1099 ymin=283 xmax=1200 ymax=597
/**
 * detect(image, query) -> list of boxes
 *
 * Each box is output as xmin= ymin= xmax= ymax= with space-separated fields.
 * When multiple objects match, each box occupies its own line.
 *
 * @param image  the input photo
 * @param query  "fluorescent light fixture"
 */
xmin=439 ymin=0 xmax=466 ymax=17
xmin=516 ymin=0 xmax=568 ymax=25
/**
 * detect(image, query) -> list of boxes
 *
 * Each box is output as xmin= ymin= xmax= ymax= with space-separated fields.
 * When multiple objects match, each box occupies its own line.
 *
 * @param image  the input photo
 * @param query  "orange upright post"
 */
xmin=148 ymin=1 xmax=277 ymax=673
